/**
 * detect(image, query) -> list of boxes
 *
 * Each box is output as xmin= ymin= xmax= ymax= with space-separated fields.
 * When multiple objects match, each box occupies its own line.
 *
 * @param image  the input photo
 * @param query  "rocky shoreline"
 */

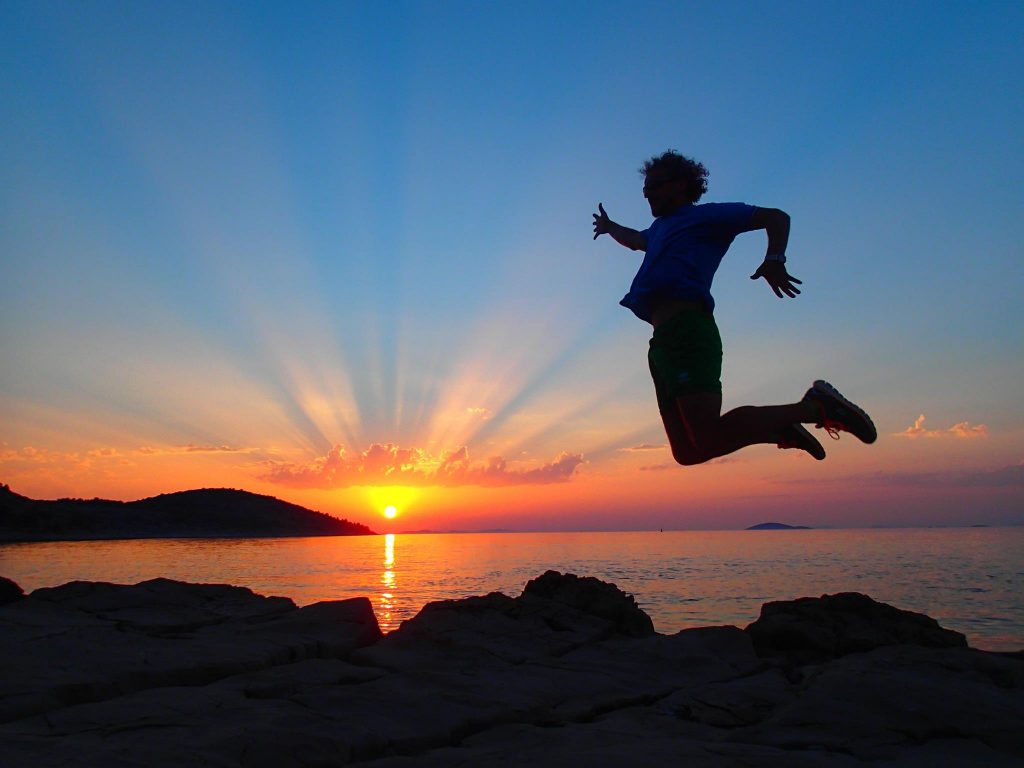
xmin=1 ymin=571 xmax=1021 ymax=766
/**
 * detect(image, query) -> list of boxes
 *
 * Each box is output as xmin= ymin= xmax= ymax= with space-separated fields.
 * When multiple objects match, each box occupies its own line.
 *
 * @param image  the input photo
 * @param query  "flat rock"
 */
xmin=29 ymin=576 xmax=295 ymax=630
xmin=736 ymin=644 xmax=1024 ymax=761
xmin=0 ymin=577 xmax=380 ymax=723
xmin=0 ymin=573 xmax=1021 ymax=768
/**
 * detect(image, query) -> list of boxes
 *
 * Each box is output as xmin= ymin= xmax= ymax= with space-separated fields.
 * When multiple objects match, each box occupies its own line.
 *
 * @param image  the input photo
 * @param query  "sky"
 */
xmin=2 ymin=1 xmax=1022 ymax=531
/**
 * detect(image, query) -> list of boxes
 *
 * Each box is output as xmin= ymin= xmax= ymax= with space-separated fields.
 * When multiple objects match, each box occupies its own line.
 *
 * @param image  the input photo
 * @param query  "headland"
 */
xmin=0 ymin=485 xmax=374 ymax=542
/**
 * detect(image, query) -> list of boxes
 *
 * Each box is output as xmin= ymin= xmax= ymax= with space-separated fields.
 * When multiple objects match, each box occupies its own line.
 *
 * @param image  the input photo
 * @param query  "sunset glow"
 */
xmin=1 ymin=4 xmax=1021 ymax=532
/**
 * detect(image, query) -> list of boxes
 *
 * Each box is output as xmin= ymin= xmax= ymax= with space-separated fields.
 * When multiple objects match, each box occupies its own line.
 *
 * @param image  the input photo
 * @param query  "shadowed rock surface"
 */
xmin=746 ymin=591 xmax=968 ymax=663
xmin=0 ymin=572 xmax=1021 ymax=767
xmin=0 ymin=576 xmax=22 ymax=605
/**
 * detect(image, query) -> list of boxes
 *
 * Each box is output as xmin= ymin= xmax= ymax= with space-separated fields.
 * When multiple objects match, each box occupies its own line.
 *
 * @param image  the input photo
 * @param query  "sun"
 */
xmin=383 ymin=505 xmax=398 ymax=519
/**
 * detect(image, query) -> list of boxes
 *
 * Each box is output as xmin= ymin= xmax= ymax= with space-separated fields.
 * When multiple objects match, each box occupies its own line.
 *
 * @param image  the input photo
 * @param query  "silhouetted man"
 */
xmin=594 ymin=150 xmax=875 ymax=465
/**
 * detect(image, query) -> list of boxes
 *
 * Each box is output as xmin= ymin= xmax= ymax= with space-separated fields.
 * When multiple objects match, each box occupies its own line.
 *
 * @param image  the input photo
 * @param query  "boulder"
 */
xmin=0 ymin=576 xmax=23 ymax=605
xmin=745 ymin=591 xmax=967 ymax=662
xmin=357 ymin=571 xmax=653 ymax=672
xmin=521 ymin=570 xmax=655 ymax=638
xmin=28 ymin=577 xmax=294 ymax=630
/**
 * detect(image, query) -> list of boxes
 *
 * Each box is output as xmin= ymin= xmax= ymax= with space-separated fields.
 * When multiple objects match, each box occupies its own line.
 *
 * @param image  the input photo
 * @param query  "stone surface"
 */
xmin=521 ymin=569 xmax=655 ymax=637
xmin=745 ymin=591 xmax=968 ymax=663
xmin=0 ymin=577 xmax=380 ymax=724
xmin=0 ymin=572 xmax=1021 ymax=768
xmin=0 ymin=576 xmax=22 ymax=605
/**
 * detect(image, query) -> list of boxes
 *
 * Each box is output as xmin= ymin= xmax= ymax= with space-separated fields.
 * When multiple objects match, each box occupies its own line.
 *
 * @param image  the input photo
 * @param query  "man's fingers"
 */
xmin=783 ymin=282 xmax=801 ymax=297
xmin=789 ymin=275 xmax=803 ymax=284
xmin=598 ymin=203 xmax=606 ymax=217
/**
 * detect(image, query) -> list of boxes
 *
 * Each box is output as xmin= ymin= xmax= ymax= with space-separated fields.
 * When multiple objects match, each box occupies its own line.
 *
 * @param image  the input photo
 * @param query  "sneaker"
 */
xmin=778 ymin=423 xmax=826 ymax=460
xmin=803 ymin=380 xmax=877 ymax=444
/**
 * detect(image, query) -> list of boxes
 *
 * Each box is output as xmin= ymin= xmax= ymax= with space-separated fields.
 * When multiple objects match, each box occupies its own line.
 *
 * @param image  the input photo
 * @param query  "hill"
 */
xmin=746 ymin=521 xmax=811 ymax=530
xmin=0 ymin=485 xmax=375 ymax=542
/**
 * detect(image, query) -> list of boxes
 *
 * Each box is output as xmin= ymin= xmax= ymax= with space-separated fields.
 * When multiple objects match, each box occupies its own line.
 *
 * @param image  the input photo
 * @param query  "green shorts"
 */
xmin=648 ymin=308 xmax=723 ymax=411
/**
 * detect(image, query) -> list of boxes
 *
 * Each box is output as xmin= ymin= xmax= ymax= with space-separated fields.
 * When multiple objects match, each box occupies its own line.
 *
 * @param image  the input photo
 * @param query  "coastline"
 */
xmin=5 ymin=527 xmax=1022 ymax=652
xmin=1 ymin=571 xmax=1021 ymax=766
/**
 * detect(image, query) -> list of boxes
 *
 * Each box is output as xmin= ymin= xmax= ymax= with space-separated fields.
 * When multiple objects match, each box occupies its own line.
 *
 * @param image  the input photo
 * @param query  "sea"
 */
xmin=2 ymin=527 xmax=1021 ymax=651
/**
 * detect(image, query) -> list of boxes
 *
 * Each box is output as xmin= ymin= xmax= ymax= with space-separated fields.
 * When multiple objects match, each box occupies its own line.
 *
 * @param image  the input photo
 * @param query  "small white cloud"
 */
xmin=948 ymin=422 xmax=988 ymax=439
xmin=895 ymin=414 xmax=987 ymax=440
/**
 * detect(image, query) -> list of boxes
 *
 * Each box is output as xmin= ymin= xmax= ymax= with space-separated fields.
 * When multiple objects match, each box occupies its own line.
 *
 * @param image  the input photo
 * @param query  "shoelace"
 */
xmin=809 ymin=400 xmax=843 ymax=440
xmin=817 ymin=419 xmax=843 ymax=440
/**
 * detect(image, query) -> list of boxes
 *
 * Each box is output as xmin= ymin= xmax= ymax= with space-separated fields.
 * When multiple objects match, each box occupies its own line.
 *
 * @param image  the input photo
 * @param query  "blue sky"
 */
xmin=2 ymin=1 xmax=1022 ymax=528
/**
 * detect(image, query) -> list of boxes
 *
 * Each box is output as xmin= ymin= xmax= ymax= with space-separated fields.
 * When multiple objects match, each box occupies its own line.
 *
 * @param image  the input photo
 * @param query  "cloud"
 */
xmin=784 ymin=461 xmax=1024 ymax=490
xmin=895 ymin=414 xmax=988 ymax=439
xmin=948 ymin=421 xmax=989 ymax=439
xmin=1 ymin=443 xmax=260 ymax=468
xmin=87 ymin=448 xmax=123 ymax=458
xmin=261 ymin=443 xmax=584 ymax=489
xmin=137 ymin=444 xmax=254 ymax=455
xmin=466 ymin=407 xmax=491 ymax=419
xmin=638 ymin=456 xmax=733 ymax=470
xmin=0 ymin=446 xmax=77 ymax=465
xmin=882 ymin=462 xmax=1023 ymax=489
xmin=621 ymin=443 xmax=669 ymax=452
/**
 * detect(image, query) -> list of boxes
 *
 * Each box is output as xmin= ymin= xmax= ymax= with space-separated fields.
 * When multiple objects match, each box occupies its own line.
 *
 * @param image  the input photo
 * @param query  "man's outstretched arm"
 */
xmin=745 ymin=206 xmax=802 ymax=299
xmin=593 ymin=203 xmax=646 ymax=251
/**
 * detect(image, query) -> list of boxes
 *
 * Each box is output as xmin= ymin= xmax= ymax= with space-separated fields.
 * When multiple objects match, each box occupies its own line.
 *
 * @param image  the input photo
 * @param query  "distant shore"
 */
xmin=0 ymin=485 xmax=375 ymax=543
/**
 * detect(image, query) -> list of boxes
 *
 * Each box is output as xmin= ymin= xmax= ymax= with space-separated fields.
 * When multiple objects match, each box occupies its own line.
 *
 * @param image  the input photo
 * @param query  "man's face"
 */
xmin=643 ymin=171 xmax=687 ymax=217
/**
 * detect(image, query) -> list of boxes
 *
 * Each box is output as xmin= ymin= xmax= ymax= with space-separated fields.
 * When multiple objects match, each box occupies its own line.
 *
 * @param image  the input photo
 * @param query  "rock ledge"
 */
xmin=1 ymin=572 xmax=1020 ymax=767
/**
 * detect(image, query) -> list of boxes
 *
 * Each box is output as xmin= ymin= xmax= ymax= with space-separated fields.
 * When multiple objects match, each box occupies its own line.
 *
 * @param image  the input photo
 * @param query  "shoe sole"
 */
xmin=790 ymin=424 xmax=826 ymax=460
xmin=812 ymin=380 xmax=877 ymax=444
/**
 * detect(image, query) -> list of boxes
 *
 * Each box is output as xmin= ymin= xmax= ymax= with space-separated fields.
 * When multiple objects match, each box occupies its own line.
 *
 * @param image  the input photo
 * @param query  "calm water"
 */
xmin=1 ymin=528 xmax=1021 ymax=651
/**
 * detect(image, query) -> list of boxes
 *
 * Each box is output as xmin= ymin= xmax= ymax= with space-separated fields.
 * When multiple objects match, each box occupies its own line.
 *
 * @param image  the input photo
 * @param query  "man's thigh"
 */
xmin=664 ymin=391 xmax=723 ymax=452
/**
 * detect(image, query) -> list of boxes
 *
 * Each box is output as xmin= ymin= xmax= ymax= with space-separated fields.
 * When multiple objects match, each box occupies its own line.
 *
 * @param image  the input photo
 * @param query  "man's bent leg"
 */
xmin=662 ymin=391 xmax=722 ymax=465
xmin=668 ymin=395 xmax=818 ymax=465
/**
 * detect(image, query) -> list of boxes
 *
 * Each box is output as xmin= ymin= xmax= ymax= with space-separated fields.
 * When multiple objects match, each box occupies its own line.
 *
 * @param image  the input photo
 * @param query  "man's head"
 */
xmin=640 ymin=150 xmax=708 ymax=217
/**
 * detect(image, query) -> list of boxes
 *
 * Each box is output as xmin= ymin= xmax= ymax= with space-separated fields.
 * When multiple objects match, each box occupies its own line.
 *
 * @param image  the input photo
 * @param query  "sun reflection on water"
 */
xmin=379 ymin=533 xmax=396 ymax=632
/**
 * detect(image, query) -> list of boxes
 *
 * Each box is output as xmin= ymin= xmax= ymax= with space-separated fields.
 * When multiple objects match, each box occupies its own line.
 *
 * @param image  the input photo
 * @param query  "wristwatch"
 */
xmin=765 ymin=253 xmax=787 ymax=263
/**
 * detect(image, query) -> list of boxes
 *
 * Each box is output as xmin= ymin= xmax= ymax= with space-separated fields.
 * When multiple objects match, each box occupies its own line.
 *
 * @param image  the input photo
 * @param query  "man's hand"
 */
xmin=593 ymin=204 xmax=646 ymax=250
xmin=750 ymin=260 xmax=802 ymax=298
xmin=592 ymin=203 xmax=612 ymax=239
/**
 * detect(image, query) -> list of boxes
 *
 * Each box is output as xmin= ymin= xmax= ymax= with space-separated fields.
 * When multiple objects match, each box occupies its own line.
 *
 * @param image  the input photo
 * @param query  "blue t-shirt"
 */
xmin=619 ymin=202 xmax=755 ymax=322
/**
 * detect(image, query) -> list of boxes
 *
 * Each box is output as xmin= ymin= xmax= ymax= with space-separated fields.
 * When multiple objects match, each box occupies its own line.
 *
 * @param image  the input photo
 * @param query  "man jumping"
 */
xmin=593 ymin=150 xmax=875 ymax=465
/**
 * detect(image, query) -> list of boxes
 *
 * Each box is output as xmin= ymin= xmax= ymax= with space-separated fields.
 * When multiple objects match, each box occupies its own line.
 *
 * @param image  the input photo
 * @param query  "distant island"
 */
xmin=0 ymin=484 xmax=375 ymax=542
xmin=746 ymin=522 xmax=812 ymax=530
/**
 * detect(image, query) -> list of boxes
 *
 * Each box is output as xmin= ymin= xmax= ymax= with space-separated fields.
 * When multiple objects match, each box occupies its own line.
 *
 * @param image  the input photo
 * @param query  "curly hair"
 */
xmin=640 ymin=150 xmax=709 ymax=204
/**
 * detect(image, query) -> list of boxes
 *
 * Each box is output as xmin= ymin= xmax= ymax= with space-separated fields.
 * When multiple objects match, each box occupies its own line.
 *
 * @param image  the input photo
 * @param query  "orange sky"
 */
xmin=3 ymin=3 xmax=1022 ymax=532
xmin=3 ymin=413 xmax=1021 ymax=531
